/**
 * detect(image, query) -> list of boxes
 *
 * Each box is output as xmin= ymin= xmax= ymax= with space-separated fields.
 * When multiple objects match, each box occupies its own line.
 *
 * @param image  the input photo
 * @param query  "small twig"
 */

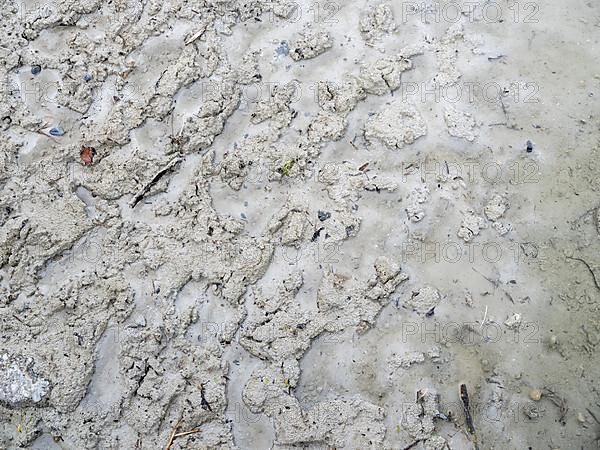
xmin=472 ymin=267 xmax=515 ymax=303
xmin=566 ymin=255 xmax=600 ymax=292
xmin=358 ymin=162 xmax=370 ymax=172
xmin=173 ymin=428 xmax=200 ymax=438
xmin=12 ymin=315 xmax=28 ymax=326
xmin=586 ymin=408 xmax=600 ymax=425
xmin=499 ymin=96 xmax=509 ymax=122
xmin=199 ymin=383 xmax=212 ymax=412
xmin=185 ymin=25 xmax=207 ymax=45
xmin=460 ymin=384 xmax=475 ymax=434
xmin=479 ymin=305 xmax=488 ymax=330
xmin=165 ymin=418 xmax=200 ymax=450
xmin=164 ymin=417 xmax=181 ymax=450
xmin=472 ymin=267 xmax=498 ymax=288
xmin=542 ymin=387 xmax=568 ymax=424
xmin=129 ymin=157 xmax=182 ymax=208
xmin=460 ymin=384 xmax=479 ymax=450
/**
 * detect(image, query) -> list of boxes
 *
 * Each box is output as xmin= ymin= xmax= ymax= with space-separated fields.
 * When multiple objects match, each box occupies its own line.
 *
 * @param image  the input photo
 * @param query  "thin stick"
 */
xmin=479 ymin=305 xmax=488 ymax=330
xmin=199 ymin=383 xmax=213 ymax=412
xmin=460 ymin=384 xmax=475 ymax=434
xmin=471 ymin=267 xmax=498 ymax=287
xmin=129 ymin=157 xmax=182 ymax=208
xmin=185 ymin=25 xmax=207 ymax=45
xmin=164 ymin=417 xmax=181 ymax=450
xmin=472 ymin=267 xmax=514 ymax=303
xmin=173 ymin=428 xmax=200 ymax=438
xmin=586 ymin=408 xmax=600 ymax=425
xmin=566 ymin=256 xmax=600 ymax=292
xmin=459 ymin=384 xmax=479 ymax=450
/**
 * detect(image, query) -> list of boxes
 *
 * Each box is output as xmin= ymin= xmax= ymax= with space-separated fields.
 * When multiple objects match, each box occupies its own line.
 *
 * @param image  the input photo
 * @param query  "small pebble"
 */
xmin=240 ymin=212 xmax=247 ymax=220
xmin=526 ymin=140 xmax=534 ymax=152
xmin=48 ymin=127 xmax=64 ymax=136
xmin=31 ymin=65 xmax=42 ymax=75
xmin=529 ymin=388 xmax=542 ymax=401
xmin=577 ymin=412 xmax=586 ymax=423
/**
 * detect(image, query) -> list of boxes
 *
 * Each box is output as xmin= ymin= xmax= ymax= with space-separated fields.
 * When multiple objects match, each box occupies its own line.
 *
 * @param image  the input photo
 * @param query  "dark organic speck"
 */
xmin=318 ymin=210 xmax=331 ymax=221
xmin=526 ymin=140 xmax=533 ymax=153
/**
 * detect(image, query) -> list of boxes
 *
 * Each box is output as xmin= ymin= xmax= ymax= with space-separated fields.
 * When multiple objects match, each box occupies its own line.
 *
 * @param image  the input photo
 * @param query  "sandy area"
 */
xmin=1 ymin=0 xmax=599 ymax=449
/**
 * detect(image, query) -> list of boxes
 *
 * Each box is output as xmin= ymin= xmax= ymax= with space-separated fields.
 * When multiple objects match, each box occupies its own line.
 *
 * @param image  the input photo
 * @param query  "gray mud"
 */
xmin=1 ymin=0 xmax=600 ymax=449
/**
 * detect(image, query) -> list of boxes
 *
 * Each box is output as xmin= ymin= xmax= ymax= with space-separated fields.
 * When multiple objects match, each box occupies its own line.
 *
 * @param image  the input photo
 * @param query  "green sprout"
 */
xmin=278 ymin=159 xmax=295 ymax=177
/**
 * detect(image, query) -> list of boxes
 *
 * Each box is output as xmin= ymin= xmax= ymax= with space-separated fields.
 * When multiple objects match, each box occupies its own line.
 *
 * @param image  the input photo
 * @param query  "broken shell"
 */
xmin=48 ymin=127 xmax=64 ymax=136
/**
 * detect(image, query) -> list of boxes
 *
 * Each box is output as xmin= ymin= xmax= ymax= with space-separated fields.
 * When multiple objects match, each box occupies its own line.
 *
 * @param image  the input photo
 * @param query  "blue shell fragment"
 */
xmin=48 ymin=127 xmax=64 ymax=136
xmin=275 ymin=42 xmax=289 ymax=56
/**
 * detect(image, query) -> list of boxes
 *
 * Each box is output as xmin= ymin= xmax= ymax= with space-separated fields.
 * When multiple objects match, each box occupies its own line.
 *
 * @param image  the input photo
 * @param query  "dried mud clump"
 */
xmin=289 ymin=30 xmax=333 ymax=61
xmin=365 ymin=101 xmax=427 ymax=149
xmin=359 ymin=2 xmax=397 ymax=44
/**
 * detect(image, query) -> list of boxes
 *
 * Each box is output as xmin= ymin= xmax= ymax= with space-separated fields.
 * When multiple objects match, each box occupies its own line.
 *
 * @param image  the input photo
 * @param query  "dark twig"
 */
xmin=199 ymin=383 xmax=212 ymax=412
xmin=542 ymin=387 xmax=568 ymax=424
xmin=471 ymin=267 xmax=515 ymax=303
xmin=460 ymin=384 xmax=475 ymax=434
xmin=129 ymin=157 xmax=181 ymax=208
xmin=471 ymin=267 xmax=498 ymax=288
xmin=164 ymin=417 xmax=181 ymax=450
xmin=566 ymin=256 xmax=600 ymax=292
xmin=586 ymin=408 xmax=600 ymax=425
xmin=460 ymin=384 xmax=479 ymax=450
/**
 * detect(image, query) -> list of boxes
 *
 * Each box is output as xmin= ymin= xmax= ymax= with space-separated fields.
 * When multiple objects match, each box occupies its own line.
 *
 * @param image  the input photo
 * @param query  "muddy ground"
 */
xmin=0 ymin=0 xmax=599 ymax=449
